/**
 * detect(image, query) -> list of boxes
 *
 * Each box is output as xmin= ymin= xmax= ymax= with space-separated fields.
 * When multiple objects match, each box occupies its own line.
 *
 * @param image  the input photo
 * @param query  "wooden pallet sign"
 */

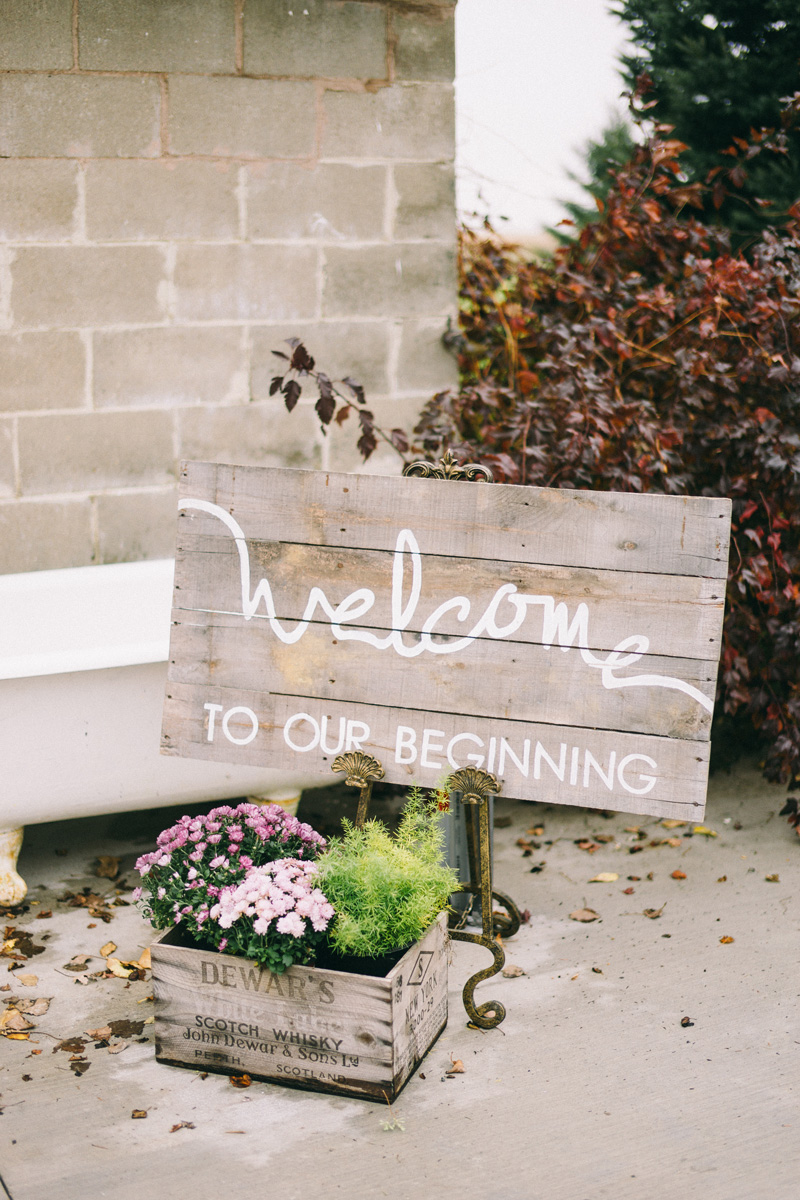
xmin=162 ymin=461 xmax=731 ymax=820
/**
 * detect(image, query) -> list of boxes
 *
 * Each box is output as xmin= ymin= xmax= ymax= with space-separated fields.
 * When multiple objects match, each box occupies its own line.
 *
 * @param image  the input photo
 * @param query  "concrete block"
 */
xmin=18 ymin=410 xmax=176 ymax=495
xmin=0 ymin=0 xmax=72 ymax=70
xmin=397 ymin=318 xmax=457 ymax=393
xmin=96 ymin=487 xmax=179 ymax=564
xmin=79 ymin=0 xmax=235 ymax=72
xmin=0 ymin=333 xmax=86 ymax=413
xmin=169 ymin=77 xmax=316 ymax=159
xmin=323 ymin=243 xmax=456 ymax=318
xmin=393 ymin=6 xmax=455 ymax=81
xmin=85 ymin=160 xmax=238 ymax=242
xmin=93 ymin=327 xmax=245 ymax=408
xmin=0 ymin=498 xmax=94 ymax=573
xmin=251 ymin=321 xmax=391 ymax=398
xmin=0 ymin=161 xmax=78 ymax=242
xmin=394 ymin=163 xmax=455 ymax=239
xmin=247 ymin=163 xmax=386 ymax=241
xmin=174 ymin=245 xmax=318 ymax=322
xmin=0 ymin=420 xmax=15 ymax=498
xmin=11 ymin=246 xmax=165 ymax=328
xmin=0 ymin=75 xmax=161 ymax=158
xmin=244 ymin=0 xmax=387 ymax=79
xmin=321 ymin=83 xmax=454 ymax=160
xmin=177 ymin=400 xmax=322 ymax=470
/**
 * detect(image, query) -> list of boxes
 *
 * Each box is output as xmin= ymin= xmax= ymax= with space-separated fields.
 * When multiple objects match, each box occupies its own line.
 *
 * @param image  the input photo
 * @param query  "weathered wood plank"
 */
xmin=173 ymin=534 xmax=726 ymax=661
xmin=151 ymin=914 xmax=448 ymax=1102
xmin=167 ymin=613 xmax=716 ymax=740
xmin=163 ymin=461 xmax=731 ymax=820
xmin=162 ymin=683 xmax=711 ymax=820
xmin=179 ymin=461 xmax=731 ymax=578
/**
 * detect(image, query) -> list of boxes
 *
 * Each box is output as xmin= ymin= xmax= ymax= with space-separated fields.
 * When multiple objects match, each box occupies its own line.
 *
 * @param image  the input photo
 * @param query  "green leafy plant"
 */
xmin=316 ymin=787 xmax=459 ymax=958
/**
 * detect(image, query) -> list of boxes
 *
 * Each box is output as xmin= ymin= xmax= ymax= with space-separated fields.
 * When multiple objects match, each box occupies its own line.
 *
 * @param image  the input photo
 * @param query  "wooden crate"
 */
xmin=151 ymin=913 xmax=448 ymax=1102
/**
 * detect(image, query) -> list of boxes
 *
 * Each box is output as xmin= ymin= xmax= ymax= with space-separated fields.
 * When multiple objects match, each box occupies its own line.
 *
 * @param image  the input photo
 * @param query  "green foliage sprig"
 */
xmin=316 ymin=787 xmax=459 ymax=957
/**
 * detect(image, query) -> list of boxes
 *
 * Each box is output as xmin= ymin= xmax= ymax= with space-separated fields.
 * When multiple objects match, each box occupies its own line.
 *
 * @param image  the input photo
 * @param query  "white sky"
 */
xmin=456 ymin=0 xmax=632 ymax=236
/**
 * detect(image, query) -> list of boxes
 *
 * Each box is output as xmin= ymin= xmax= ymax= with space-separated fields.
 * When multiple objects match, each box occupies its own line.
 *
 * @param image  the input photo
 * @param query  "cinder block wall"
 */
xmin=0 ymin=0 xmax=458 ymax=574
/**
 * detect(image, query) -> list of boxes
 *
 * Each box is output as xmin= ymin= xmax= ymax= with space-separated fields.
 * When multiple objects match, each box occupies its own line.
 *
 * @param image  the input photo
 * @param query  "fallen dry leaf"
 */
xmin=575 ymin=840 xmax=598 ymax=853
xmin=569 ymin=908 xmax=600 ymax=922
xmin=35 ymin=910 xmax=52 ymax=920
xmin=671 ymin=870 xmax=687 ymax=880
xmin=14 ymin=997 xmax=50 ymax=1016
xmin=5 ymin=1032 xmax=30 ymax=1041
xmin=108 ymin=1018 xmax=144 ymax=1038
xmin=96 ymin=856 xmax=120 ymax=879
xmin=693 ymin=825 xmax=718 ymax=838
xmin=765 ymin=874 xmax=780 ymax=883
xmin=108 ymin=1040 xmax=129 ymax=1054
xmin=624 ymin=825 xmax=641 ymax=833
xmin=501 ymin=964 xmax=526 ymax=978
xmin=717 ymin=875 xmax=727 ymax=882
xmin=591 ymin=966 xmax=603 ymax=974
xmin=105 ymin=957 xmax=135 ymax=979
xmin=0 ymin=1008 xmax=34 ymax=1033
xmin=53 ymin=1037 xmax=86 ymax=1054
xmin=622 ymin=886 xmax=635 ymax=894
xmin=170 ymin=1121 xmax=196 ymax=1133
xmin=86 ymin=1025 xmax=112 ymax=1041
xmin=680 ymin=1016 xmax=694 ymax=1027
xmin=131 ymin=1109 xmax=147 ymax=1119
xmin=230 ymin=1074 xmax=252 ymax=1089
xmin=527 ymin=826 xmax=544 ymax=836
xmin=72 ymin=1059 xmax=91 ymax=1076
xmin=99 ymin=942 xmax=117 ymax=958
xmin=15 ymin=974 xmax=38 ymax=988
xmin=719 ymin=936 xmax=735 ymax=944
xmin=589 ymin=872 xmax=619 ymax=883
xmin=661 ymin=819 xmax=686 ymax=829
xmin=666 ymin=837 xmax=683 ymax=847
xmin=138 ymin=948 xmax=151 ymax=970
xmin=643 ymin=904 xmax=666 ymax=919
xmin=63 ymin=955 xmax=90 ymax=972
xmin=446 ymin=1058 xmax=465 ymax=1075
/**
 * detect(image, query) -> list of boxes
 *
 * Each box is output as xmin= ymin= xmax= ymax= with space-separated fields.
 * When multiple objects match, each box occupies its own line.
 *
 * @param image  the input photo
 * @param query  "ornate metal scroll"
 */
xmin=448 ymin=767 xmax=512 ymax=1029
xmin=402 ymin=449 xmax=493 ymax=483
xmin=331 ymin=751 xmax=385 ymax=828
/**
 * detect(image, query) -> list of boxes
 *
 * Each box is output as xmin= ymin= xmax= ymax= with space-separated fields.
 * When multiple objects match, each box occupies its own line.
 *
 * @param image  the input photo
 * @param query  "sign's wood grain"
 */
xmin=152 ymin=914 xmax=448 ymax=1102
xmin=198 ymin=462 xmax=730 ymax=577
xmin=162 ymin=461 xmax=731 ymax=818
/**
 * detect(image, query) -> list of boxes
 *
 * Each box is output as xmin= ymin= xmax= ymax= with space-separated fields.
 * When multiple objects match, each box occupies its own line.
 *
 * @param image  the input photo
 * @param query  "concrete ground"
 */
xmin=2 ymin=762 xmax=797 ymax=1200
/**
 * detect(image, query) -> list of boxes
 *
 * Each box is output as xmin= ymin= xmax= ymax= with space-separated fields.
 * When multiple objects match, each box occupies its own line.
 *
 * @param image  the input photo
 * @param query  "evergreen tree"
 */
xmin=615 ymin=0 xmax=800 ymax=238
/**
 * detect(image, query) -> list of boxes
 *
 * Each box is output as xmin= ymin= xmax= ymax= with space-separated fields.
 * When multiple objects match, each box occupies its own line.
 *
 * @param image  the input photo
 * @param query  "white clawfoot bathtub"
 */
xmin=0 ymin=559 xmax=329 ymax=904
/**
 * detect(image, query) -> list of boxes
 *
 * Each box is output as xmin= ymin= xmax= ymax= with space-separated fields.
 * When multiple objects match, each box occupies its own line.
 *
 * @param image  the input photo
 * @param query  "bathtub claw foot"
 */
xmin=0 ymin=828 xmax=26 ymax=907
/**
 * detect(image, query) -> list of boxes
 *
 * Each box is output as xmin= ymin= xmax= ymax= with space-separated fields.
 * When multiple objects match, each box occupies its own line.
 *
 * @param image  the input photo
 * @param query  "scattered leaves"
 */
xmin=15 ymin=974 xmax=38 ymax=988
xmin=99 ymin=942 xmax=117 ymax=958
xmin=717 ymin=875 xmax=727 ymax=883
xmin=680 ymin=1016 xmax=695 ymax=1027
xmin=230 ymin=1074 xmax=252 ymax=1089
xmin=693 ymin=826 xmax=718 ymax=838
xmin=661 ymin=820 xmax=686 ymax=830
xmin=643 ymin=904 xmax=666 ymax=919
xmin=131 ymin=1110 xmax=147 ymax=1119
xmin=170 ymin=1122 xmax=196 ymax=1133
xmin=589 ymin=872 xmax=619 ymax=883
xmin=622 ymin=886 xmax=635 ymax=895
xmin=671 ymin=870 xmax=687 ymax=880
xmin=719 ymin=936 xmax=735 ymax=944
xmin=501 ymin=964 xmax=526 ymax=978
xmin=53 ymin=1037 xmax=87 ymax=1054
xmin=765 ymin=874 xmax=780 ymax=882
xmin=591 ymin=967 xmax=604 ymax=974
xmin=446 ymin=1057 xmax=465 ymax=1075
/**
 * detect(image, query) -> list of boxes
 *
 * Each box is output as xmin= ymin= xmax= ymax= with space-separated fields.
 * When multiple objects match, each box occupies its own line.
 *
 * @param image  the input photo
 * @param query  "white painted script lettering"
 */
xmin=180 ymin=498 xmax=712 ymax=713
